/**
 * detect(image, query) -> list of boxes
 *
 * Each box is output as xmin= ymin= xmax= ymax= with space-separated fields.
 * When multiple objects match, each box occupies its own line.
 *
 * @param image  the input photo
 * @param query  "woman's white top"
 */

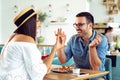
xmin=0 ymin=42 xmax=47 ymax=80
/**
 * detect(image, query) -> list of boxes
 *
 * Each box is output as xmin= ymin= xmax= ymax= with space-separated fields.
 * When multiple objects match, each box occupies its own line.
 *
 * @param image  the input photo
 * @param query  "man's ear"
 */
xmin=88 ymin=22 xmax=93 ymax=29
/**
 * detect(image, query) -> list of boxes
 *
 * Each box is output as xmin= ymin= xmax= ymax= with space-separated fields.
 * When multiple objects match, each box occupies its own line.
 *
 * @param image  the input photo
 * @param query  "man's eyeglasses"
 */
xmin=73 ymin=23 xmax=86 ymax=28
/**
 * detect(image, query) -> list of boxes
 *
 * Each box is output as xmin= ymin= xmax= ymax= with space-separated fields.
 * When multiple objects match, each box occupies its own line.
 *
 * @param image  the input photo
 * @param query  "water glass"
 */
xmin=72 ymin=68 xmax=80 ymax=75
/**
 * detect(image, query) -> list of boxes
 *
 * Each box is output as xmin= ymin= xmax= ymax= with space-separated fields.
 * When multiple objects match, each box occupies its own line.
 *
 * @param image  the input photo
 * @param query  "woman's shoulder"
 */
xmin=8 ymin=42 xmax=36 ymax=49
xmin=11 ymin=34 xmax=35 ymax=43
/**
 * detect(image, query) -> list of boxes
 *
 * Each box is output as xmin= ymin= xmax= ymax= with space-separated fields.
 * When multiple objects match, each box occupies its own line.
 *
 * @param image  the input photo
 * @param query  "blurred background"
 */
xmin=0 ymin=0 xmax=120 ymax=45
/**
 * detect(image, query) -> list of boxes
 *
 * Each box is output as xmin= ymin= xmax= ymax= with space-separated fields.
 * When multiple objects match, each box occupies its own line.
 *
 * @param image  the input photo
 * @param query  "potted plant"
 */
xmin=37 ymin=12 xmax=47 ymax=44
xmin=37 ymin=36 xmax=45 ymax=44
xmin=39 ymin=12 xmax=47 ymax=23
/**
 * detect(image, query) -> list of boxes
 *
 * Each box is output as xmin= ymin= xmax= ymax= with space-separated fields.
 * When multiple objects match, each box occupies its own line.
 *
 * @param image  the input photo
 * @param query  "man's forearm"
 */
xmin=89 ymin=47 xmax=101 ymax=70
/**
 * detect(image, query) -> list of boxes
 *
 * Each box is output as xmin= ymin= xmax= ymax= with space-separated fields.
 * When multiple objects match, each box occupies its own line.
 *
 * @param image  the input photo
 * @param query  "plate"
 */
xmin=51 ymin=67 xmax=72 ymax=73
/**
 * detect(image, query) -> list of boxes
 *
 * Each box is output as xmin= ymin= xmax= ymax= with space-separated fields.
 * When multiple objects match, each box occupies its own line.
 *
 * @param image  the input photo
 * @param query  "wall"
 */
xmin=0 ymin=0 xmax=1 ymax=43
xmin=89 ymin=0 xmax=120 ymax=36
xmin=1 ymin=0 xmax=120 ymax=44
xmin=0 ymin=0 xmax=89 ymax=44
xmin=1 ymin=0 xmax=17 ymax=44
xmin=40 ymin=0 xmax=89 ymax=45
xmin=90 ymin=0 xmax=120 ymax=23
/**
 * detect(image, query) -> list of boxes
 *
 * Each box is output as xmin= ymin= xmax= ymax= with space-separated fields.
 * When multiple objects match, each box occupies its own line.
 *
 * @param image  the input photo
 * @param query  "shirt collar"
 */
xmin=76 ymin=30 xmax=97 ymax=43
xmin=89 ymin=30 xmax=97 ymax=42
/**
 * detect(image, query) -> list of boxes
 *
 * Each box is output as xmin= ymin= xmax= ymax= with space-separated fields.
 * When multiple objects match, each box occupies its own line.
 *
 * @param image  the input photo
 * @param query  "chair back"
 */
xmin=0 ymin=46 xmax=3 ymax=54
xmin=105 ymin=58 xmax=112 ymax=80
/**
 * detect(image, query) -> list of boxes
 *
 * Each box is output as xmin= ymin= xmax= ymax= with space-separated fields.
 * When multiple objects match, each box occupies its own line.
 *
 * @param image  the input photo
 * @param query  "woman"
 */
xmin=0 ymin=6 xmax=65 ymax=80
xmin=105 ymin=26 xmax=116 ymax=50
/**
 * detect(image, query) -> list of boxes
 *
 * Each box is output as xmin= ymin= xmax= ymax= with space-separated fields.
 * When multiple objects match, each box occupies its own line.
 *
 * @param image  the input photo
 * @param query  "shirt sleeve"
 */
xmin=97 ymin=34 xmax=108 ymax=70
xmin=65 ymin=36 xmax=75 ymax=61
xmin=97 ymin=34 xmax=108 ymax=59
xmin=22 ymin=44 xmax=47 ymax=80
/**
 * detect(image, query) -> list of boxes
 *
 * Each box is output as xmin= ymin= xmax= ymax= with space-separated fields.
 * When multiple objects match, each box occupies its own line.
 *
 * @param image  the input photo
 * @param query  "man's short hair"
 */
xmin=76 ymin=12 xmax=94 ymax=24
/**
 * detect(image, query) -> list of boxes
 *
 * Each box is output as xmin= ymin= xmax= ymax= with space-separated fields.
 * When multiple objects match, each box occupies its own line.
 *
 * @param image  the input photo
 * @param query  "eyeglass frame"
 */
xmin=73 ymin=23 xmax=87 ymax=28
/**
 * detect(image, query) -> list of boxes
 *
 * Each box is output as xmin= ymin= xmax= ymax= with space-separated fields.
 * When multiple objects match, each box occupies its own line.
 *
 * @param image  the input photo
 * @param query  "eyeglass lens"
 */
xmin=73 ymin=23 xmax=86 ymax=28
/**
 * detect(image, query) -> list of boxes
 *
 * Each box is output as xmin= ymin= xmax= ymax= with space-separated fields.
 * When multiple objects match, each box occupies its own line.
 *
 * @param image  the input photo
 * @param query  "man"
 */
xmin=56 ymin=12 xmax=108 ymax=80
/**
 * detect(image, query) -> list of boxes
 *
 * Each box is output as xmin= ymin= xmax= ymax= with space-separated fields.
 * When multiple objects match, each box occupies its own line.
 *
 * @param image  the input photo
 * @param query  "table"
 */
xmin=43 ymin=65 xmax=109 ymax=80
xmin=106 ymin=52 xmax=120 ymax=67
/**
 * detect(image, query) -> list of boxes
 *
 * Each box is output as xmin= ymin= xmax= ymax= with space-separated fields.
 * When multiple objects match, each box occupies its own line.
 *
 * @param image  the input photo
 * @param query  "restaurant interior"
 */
xmin=0 ymin=0 xmax=120 ymax=80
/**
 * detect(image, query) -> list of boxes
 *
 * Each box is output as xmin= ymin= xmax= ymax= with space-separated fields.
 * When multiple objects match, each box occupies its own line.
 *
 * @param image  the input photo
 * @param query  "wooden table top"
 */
xmin=43 ymin=65 xmax=109 ymax=80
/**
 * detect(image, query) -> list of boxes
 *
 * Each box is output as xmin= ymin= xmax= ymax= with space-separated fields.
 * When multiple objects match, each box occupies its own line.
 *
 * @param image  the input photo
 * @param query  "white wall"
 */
xmin=0 ymin=0 xmax=2 ymax=43
xmin=1 ymin=0 xmax=120 ymax=44
xmin=90 ymin=0 xmax=120 ymax=23
xmin=0 ymin=0 xmax=89 ymax=44
xmin=40 ymin=0 xmax=89 ymax=45
xmin=1 ymin=0 xmax=17 ymax=44
xmin=89 ymin=0 xmax=120 ymax=37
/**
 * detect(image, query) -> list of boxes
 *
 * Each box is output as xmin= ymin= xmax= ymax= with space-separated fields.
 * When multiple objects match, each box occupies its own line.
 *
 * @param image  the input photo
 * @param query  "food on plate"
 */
xmin=58 ymin=66 xmax=71 ymax=71
xmin=55 ymin=34 xmax=61 ymax=37
xmin=51 ymin=66 xmax=72 ymax=73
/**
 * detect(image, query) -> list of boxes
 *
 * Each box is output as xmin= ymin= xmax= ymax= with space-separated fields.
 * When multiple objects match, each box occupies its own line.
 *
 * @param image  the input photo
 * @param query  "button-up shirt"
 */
xmin=65 ymin=30 xmax=108 ymax=71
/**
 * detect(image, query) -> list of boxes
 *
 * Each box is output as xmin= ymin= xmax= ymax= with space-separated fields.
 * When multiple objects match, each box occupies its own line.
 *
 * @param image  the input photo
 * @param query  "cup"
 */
xmin=72 ymin=68 xmax=80 ymax=75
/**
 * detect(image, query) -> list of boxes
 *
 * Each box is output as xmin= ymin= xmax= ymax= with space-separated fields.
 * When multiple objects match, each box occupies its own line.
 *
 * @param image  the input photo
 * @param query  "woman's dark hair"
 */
xmin=104 ymin=28 xmax=108 ymax=34
xmin=76 ymin=12 xmax=94 ymax=25
xmin=14 ymin=14 xmax=37 ymax=40
xmin=108 ymin=26 xmax=113 ymax=30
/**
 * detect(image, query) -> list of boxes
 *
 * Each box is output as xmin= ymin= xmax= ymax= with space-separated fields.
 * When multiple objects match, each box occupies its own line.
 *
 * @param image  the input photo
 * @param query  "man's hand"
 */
xmin=89 ymin=34 xmax=101 ymax=48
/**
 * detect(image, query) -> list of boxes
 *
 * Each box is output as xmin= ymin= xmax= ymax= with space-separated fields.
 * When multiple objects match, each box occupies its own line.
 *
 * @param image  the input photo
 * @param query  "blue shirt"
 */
xmin=65 ymin=30 xmax=108 ymax=71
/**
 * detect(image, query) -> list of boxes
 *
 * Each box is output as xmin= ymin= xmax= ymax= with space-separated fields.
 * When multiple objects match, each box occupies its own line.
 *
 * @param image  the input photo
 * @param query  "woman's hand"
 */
xmin=54 ymin=28 xmax=66 ymax=50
